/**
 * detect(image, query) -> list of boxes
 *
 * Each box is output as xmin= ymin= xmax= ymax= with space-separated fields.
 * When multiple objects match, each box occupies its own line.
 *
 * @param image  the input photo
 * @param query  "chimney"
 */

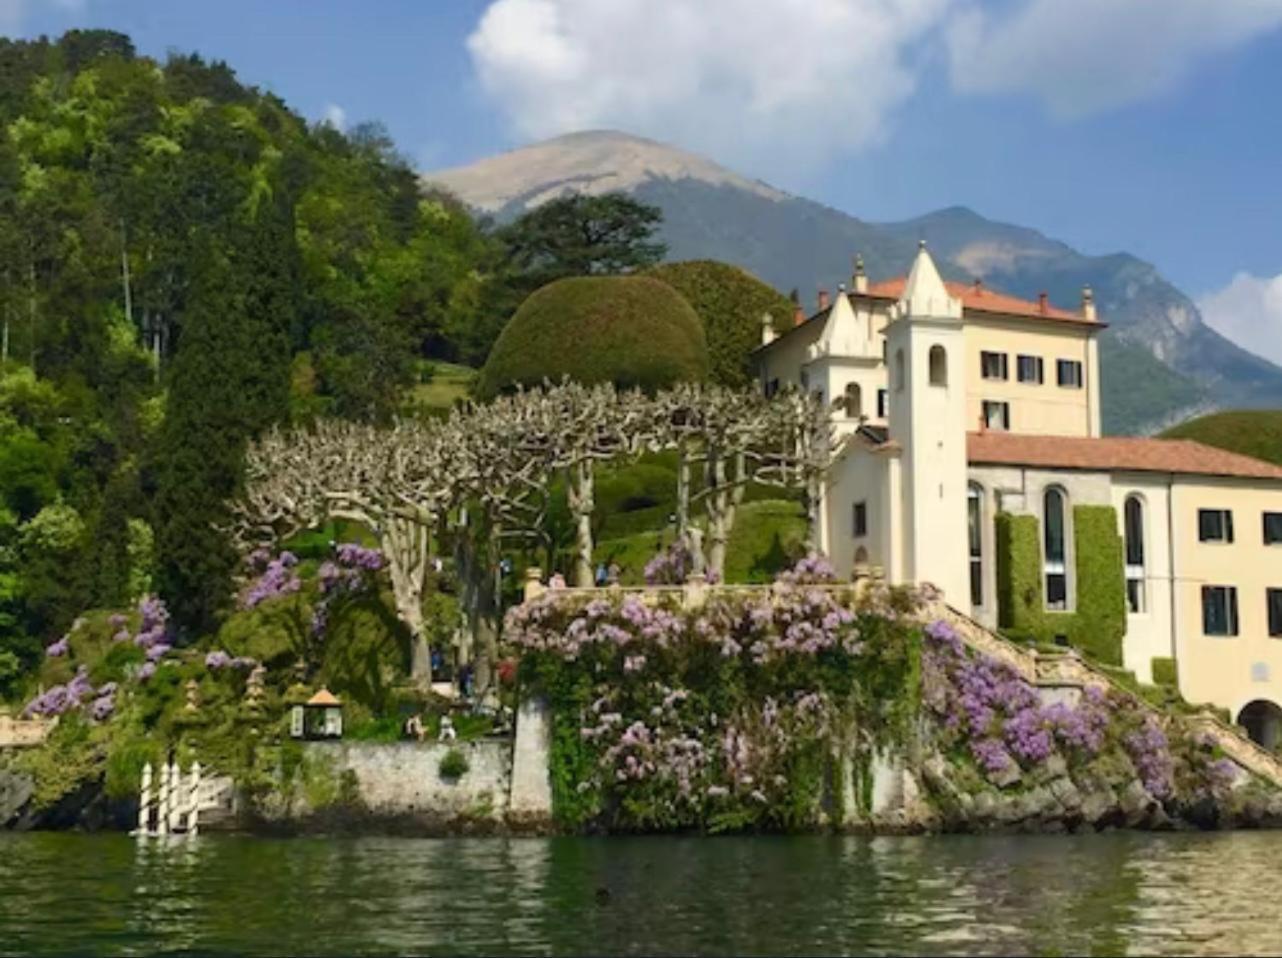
xmin=972 ymin=278 xmax=983 ymax=296
xmin=817 ymin=289 xmax=830 ymax=312
xmin=793 ymin=303 xmax=806 ymax=326
xmin=1038 ymin=292 xmax=1048 ymax=315
xmin=852 ymin=254 xmax=868 ymax=294
xmin=761 ymin=312 xmax=777 ymax=346
xmin=1081 ymin=284 xmax=1096 ymax=321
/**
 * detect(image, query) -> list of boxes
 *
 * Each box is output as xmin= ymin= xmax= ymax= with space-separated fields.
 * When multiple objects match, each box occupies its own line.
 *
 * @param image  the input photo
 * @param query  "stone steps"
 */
xmin=935 ymin=601 xmax=1282 ymax=789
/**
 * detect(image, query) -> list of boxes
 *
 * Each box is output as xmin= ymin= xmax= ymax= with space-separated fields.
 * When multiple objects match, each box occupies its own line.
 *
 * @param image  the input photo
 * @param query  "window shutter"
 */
xmin=1226 ymin=511 xmax=1235 ymax=543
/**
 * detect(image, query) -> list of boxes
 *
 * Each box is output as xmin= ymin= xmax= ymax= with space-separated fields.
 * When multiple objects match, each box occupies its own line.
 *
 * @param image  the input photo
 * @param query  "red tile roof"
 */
xmin=967 ymin=432 xmax=1282 ymax=481
xmin=866 ymin=277 xmax=1089 ymax=323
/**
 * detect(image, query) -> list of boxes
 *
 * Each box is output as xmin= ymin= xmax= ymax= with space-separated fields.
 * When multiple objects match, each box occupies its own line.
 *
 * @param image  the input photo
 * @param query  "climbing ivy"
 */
xmin=995 ymin=506 xmax=1127 ymax=666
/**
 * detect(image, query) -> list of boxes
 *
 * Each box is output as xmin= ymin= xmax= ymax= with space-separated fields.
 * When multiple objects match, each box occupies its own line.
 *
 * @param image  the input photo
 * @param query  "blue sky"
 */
xmin=7 ymin=0 xmax=1282 ymax=361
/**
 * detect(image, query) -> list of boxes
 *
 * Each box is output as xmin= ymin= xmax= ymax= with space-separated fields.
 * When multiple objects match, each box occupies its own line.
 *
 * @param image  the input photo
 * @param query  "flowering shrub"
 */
xmin=506 ymin=557 xmax=926 ymax=831
xmin=311 ymin=544 xmax=385 ymax=639
xmin=240 ymin=549 xmax=302 ymax=610
xmin=642 ymin=538 xmax=721 ymax=586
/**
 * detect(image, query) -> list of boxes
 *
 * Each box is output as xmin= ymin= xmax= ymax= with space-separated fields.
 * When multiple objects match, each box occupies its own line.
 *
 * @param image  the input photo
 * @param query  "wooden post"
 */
xmin=188 ymin=761 xmax=201 ymax=836
xmin=156 ymin=761 xmax=171 ymax=836
xmin=136 ymin=762 xmax=153 ymax=835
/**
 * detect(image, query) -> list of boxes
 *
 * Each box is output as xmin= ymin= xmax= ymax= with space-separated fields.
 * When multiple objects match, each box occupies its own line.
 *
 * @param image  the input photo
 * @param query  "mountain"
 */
xmin=428 ymin=131 xmax=1282 ymax=434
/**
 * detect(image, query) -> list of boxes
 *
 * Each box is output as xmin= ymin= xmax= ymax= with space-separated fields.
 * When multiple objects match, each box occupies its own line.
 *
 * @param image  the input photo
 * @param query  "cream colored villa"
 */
xmin=756 ymin=244 xmax=1282 ymax=747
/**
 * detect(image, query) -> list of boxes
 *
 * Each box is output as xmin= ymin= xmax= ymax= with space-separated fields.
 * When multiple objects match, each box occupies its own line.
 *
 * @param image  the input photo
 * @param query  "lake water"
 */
xmin=2 ymin=831 xmax=1280 ymax=956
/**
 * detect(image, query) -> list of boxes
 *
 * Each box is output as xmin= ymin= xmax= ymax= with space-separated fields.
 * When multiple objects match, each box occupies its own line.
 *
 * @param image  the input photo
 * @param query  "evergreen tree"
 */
xmin=154 ymin=195 xmax=295 ymax=635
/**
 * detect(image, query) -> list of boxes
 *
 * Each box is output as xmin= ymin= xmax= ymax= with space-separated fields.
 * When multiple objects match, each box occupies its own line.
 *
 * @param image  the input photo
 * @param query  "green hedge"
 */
xmin=1151 ymin=656 xmax=1178 ymax=688
xmin=647 ymin=260 xmax=792 ymax=388
xmin=994 ymin=505 xmax=1126 ymax=666
xmin=478 ymin=275 xmax=709 ymax=397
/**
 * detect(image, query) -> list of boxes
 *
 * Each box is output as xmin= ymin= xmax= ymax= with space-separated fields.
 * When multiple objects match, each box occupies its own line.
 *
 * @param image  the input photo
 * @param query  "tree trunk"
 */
xmin=675 ymin=445 xmax=690 ymax=538
xmin=568 ymin=460 xmax=595 ymax=587
xmin=120 ymin=219 xmax=133 ymax=326
xmin=705 ymin=448 xmax=735 ymax=578
xmin=386 ymin=513 xmax=431 ymax=684
xmin=27 ymin=258 xmax=36 ymax=372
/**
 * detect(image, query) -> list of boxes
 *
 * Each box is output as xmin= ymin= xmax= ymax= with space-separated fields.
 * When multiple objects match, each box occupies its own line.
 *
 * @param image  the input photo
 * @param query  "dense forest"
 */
xmin=0 ymin=29 xmax=541 ymax=697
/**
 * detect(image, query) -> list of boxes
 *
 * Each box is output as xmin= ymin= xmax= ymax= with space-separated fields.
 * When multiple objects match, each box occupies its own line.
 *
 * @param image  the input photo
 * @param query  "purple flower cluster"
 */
xmin=134 ymin=595 xmax=171 ymax=650
xmin=309 ymin=543 xmax=386 ymax=638
xmin=924 ymin=619 xmax=1115 ymax=778
xmin=204 ymin=650 xmax=255 ymax=671
xmin=45 ymin=636 xmax=69 ymax=657
xmin=240 ymin=550 xmax=302 ymax=610
xmin=641 ymin=539 xmax=721 ymax=586
xmin=1123 ymin=717 xmax=1173 ymax=798
xmin=23 ymin=666 xmax=117 ymax=722
xmin=775 ymin=553 xmax=837 ymax=586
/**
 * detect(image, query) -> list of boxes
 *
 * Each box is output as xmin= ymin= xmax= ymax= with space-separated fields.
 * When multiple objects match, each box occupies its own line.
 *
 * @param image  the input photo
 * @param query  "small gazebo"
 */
xmin=290 ymin=688 xmax=344 ymax=740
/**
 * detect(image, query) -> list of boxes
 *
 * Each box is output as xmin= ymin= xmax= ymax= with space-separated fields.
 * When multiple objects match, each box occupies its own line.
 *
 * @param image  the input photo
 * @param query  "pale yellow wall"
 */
xmin=1170 ymin=478 xmax=1282 ymax=718
xmin=823 ymin=444 xmax=898 ymax=580
xmin=1109 ymin=475 xmax=1175 ymax=685
xmin=963 ymin=317 xmax=1097 ymax=438
xmin=757 ymin=325 xmax=819 ymax=394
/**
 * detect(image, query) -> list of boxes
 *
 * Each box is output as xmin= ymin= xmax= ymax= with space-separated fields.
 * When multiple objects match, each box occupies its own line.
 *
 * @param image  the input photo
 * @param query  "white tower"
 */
xmin=884 ymin=243 xmax=970 ymax=605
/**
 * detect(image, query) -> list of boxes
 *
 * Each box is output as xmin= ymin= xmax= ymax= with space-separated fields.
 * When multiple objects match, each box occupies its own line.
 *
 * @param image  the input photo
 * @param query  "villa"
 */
xmin=756 ymin=244 xmax=1282 ymax=747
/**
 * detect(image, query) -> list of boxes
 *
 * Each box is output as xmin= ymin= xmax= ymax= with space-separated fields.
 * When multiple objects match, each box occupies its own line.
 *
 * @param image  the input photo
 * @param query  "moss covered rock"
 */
xmin=648 ymin=260 xmax=792 ymax=387
xmin=478 ymin=275 xmax=709 ymax=397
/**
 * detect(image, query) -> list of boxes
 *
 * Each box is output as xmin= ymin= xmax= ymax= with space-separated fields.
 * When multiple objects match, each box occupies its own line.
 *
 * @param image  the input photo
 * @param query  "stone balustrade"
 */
xmin=0 ymin=710 xmax=55 ymax=748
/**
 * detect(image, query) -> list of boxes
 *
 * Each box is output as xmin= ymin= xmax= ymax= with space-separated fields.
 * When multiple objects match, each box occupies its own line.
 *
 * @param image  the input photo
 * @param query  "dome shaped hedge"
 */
xmin=647 ymin=260 xmax=792 ymax=388
xmin=478 ymin=275 xmax=709 ymax=397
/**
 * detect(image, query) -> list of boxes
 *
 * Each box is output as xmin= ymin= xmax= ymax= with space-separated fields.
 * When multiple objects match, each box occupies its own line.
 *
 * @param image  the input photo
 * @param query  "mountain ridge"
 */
xmin=427 ymin=131 xmax=1282 ymax=434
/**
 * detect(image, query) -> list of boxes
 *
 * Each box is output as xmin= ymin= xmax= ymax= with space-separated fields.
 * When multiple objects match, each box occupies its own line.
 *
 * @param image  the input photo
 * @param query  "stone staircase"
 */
xmin=933 ymin=602 xmax=1282 ymax=789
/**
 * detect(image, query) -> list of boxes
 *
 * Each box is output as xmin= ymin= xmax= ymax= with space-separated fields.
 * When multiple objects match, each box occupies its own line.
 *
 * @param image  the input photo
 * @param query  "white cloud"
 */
xmin=467 ymin=0 xmax=954 ymax=176
xmin=948 ymin=0 xmax=1282 ymax=118
xmin=1198 ymin=272 xmax=1282 ymax=367
xmin=322 ymin=103 xmax=347 ymax=132
xmin=0 ymin=0 xmax=85 ymax=33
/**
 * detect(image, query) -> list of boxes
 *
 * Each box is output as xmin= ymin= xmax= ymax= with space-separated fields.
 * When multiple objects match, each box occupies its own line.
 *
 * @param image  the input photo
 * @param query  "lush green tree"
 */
xmin=478 ymin=275 xmax=708 ymax=397
xmin=648 ymin=260 xmax=792 ymax=387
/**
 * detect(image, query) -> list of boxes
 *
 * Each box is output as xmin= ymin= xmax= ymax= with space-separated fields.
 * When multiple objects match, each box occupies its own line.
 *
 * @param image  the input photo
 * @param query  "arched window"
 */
xmin=929 ymin=344 xmax=948 ymax=386
xmin=1124 ymin=495 xmax=1146 ymax=614
xmin=844 ymin=382 xmax=862 ymax=418
xmin=968 ymin=483 xmax=983 ymax=608
xmin=895 ymin=349 xmax=905 ymax=392
xmin=1043 ymin=487 xmax=1070 ymax=610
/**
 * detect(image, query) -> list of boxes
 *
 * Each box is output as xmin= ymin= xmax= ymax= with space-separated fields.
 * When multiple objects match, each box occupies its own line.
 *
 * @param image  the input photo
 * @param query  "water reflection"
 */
xmin=4 ymin=831 xmax=1282 ymax=955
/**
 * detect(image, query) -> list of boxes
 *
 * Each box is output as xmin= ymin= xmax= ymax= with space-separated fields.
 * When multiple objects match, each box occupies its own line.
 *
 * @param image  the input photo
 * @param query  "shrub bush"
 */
xmin=439 ymin=748 xmax=469 ymax=780
xmin=478 ymin=276 xmax=709 ymax=397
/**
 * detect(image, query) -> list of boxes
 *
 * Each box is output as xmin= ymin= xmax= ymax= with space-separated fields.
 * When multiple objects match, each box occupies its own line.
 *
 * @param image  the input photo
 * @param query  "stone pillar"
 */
xmin=167 ymin=762 xmax=183 ymax=833
xmin=522 ymin=568 xmax=544 ymax=603
xmin=509 ymin=697 xmax=553 ymax=821
xmin=682 ymin=573 xmax=709 ymax=610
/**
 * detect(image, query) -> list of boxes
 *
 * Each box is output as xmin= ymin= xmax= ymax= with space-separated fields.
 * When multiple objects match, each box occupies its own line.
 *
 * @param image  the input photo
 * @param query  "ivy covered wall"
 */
xmin=994 ymin=505 xmax=1127 ymax=666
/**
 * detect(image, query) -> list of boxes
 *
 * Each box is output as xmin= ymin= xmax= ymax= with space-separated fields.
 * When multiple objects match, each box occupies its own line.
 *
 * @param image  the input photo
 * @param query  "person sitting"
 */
xmin=404 ymin=713 xmax=425 ymax=741
xmin=438 ymin=714 xmax=457 ymax=742
xmin=595 ymin=561 xmax=608 ymax=587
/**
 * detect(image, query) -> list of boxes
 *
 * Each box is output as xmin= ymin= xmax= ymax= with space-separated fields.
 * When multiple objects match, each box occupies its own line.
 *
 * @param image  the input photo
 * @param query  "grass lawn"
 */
xmin=406 ymin=360 xmax=476 ymax=416
xmin=1161 ymin=410 xmax=1282 ymax=465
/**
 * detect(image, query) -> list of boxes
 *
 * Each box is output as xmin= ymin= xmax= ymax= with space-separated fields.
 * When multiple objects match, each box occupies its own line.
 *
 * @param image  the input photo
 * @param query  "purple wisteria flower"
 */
xmin=205 ymin=650 xmax=232 ymax=670
xmin=45 ymin=636 xmax=69 ymax=657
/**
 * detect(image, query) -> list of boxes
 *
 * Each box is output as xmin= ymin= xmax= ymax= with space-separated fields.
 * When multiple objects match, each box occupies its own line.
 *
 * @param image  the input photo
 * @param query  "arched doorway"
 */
xmin=1238 ymin=700 xmax=1282 ymax=750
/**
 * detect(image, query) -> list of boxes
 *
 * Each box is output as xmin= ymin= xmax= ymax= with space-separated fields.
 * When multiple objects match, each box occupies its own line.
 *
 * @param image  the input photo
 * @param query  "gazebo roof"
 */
xmin=306 ymin=688 xmax=342 ymax=707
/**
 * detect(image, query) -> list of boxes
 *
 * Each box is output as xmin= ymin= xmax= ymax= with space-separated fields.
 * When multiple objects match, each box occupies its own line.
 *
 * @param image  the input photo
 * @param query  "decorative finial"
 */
xmin=918 ymin=238 xmax=927 ymax=250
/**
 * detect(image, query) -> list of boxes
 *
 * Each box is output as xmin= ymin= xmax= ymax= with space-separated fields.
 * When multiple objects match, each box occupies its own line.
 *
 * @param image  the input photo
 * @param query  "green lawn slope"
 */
xmin=1160 ymin=410 xmax=1282 ymax=465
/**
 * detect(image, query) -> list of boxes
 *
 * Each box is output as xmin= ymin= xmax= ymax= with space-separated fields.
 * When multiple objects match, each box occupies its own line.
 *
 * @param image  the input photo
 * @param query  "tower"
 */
xmin=884 ymin=243 xmax=970 ymax=605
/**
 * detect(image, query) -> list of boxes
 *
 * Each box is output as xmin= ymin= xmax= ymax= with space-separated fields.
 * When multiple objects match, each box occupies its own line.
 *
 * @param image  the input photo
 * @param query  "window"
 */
xmin=1043 ymin=487 xmax=1069 ymax=610
xmin=1057 ymin=359 xmax=1083 ymax=388
xmin=765 ymin=378 xmax=780 ymax=398
xmin=981 ymin=351 xmax=1009 ymax=380
xmin=1265 ymin=512 xmax=1282 ymax=545
xmin=877 ymin=388 xmax=888 ymax=418
xmin=1017 ymin=355 xmax=1044 ymax=384
xmin=1202 ymin=586 xmax=1239 ymax=636
xmin=982 ymin=400 xmax=1010 ymax=431
xmin=1269 ymin=589 xmax=1282 ymax=637
xmin=894 ymin=350 xmax=905 ymax=392
xmin=968 ymin=484 xmax=983 ymax=608
xmin=853 ymin=501 xmax=868 ymax=537
xmin=1198 ymin=508 xmax=1234 ymax=543
xmin=844 ymin=382 xmax=862 ymax=418
xmin=929 ymin=345 xmax=948 ymax=386
xmin=1124 ymin=496 xmax=1146 ymax=614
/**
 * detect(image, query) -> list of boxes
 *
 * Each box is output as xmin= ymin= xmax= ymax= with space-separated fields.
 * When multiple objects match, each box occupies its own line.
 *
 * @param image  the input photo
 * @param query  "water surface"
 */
xmin=1 ymin=831 xmax=1278 ymax=955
